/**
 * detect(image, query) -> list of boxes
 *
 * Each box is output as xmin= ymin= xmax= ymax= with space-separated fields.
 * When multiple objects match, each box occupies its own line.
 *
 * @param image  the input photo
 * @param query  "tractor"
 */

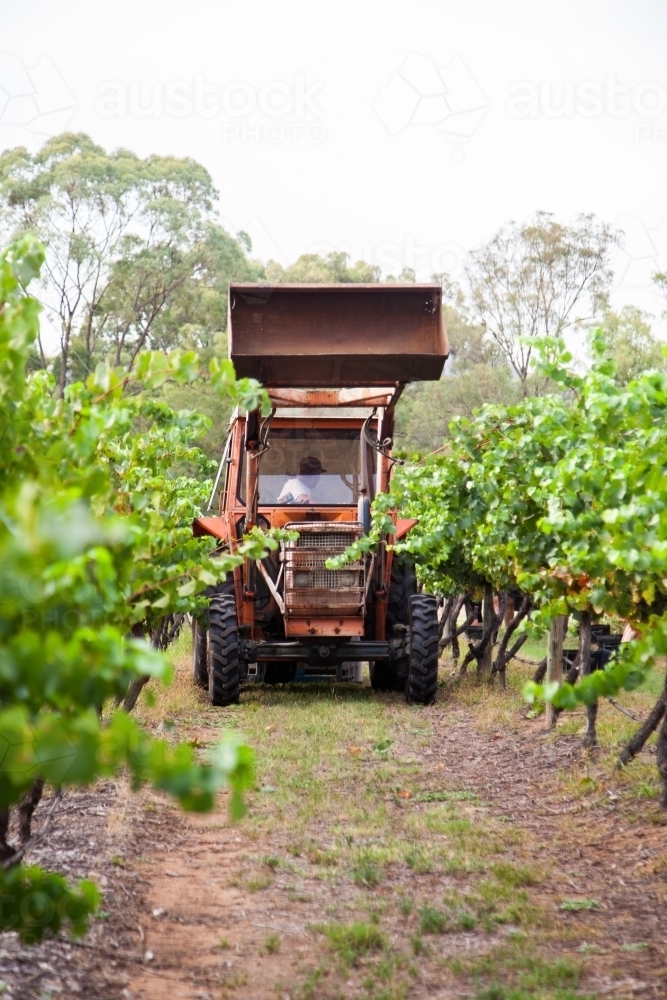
xmin=192 ymin=282 xmax=448 ymax=705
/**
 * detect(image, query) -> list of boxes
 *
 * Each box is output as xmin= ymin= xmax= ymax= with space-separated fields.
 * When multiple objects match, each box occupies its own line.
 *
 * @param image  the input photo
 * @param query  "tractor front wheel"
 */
xmin=406 ymin=595 xmax=439 ymax=705
xmin=207 ymin=590 xmax=240 ymax=706
xmin=192 ymin=617 xmax=208 ymax=688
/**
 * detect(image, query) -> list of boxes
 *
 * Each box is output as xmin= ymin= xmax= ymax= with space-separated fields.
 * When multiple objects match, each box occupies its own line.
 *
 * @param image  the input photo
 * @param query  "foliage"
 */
xmin=0 ymin=133 xmax=263 ymax=391
xmin=395 ymin=298 xmax=520 ymax=453
xmin=265 ymin=250 xmax=380 ymax=284
xmin=0 ymin=236 xmax=266 ymax=939
xmin=594 ymin=306 xmax=667 ymax=385
xmin=360 ymin=333 xmax=667 ymax=708
xmin=467 ymin=212 xmax=617 ymax=391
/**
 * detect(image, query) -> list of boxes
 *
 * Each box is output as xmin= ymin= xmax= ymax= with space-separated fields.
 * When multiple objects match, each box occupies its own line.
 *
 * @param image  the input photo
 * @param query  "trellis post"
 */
xmin=546 ymin=614 xmax=566 ymax=728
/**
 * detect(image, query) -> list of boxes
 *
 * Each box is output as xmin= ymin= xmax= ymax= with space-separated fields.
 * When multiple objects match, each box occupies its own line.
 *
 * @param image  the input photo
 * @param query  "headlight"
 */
xmin=293 ymin=571 xmax=312 ymax=588
xmin=338 ymin=571 xmax=358 ymax=588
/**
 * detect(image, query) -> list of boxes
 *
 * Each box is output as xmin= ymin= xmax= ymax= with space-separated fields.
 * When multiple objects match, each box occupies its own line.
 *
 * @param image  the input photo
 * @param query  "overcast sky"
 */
xmin=2 ymin=0 xmax=667 ymax=322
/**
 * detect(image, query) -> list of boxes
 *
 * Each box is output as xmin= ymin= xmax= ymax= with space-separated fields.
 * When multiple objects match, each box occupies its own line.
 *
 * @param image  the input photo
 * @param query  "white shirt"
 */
xmin=278 ymin=477 xmax=312 ymax=503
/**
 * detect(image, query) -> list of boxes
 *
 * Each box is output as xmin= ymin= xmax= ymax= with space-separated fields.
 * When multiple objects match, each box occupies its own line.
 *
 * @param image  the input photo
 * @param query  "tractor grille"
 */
xmin=283 ymin=522 xmax=365 ymax=616
xmin=295 ymin=531 xmax=357 ymax=551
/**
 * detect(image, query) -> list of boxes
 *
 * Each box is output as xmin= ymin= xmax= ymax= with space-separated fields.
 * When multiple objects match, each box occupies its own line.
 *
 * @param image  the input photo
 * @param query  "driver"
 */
xmin=277 ymin=456 xmax=325 ymax=504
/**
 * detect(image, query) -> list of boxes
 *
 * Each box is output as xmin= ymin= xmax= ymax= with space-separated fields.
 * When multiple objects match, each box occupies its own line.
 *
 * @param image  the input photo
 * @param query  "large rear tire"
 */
xmin=192 ymin=618 xmax=208 ymax=688
xmin=207 ymin=587 xmax=240 ymax=706
xmin=406 ymin=595 xmax=439 ymax=705
xmin=372 ymin=554 xmax=416 ymax=692
xmin=386 ymin=555 xmax=417 ymax=634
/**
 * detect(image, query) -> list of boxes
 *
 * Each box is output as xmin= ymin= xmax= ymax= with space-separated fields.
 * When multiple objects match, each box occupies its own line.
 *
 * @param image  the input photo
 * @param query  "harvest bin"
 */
xmin=228 ymin=283 xmax=448 ymax=386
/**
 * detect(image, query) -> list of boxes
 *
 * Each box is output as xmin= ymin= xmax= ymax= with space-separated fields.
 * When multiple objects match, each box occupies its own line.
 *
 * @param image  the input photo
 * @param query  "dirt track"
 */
xmin=127 ymin=713 xmax=667 ymax=999
xmin=2 ymin=688 xmax=667 ymax=1000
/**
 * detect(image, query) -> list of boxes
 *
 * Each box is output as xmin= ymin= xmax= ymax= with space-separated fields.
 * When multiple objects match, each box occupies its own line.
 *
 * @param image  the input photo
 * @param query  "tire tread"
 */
xmin=207 ymin=582 xmax=240 ymax=706
xmin=406 ymin=594 xmax=439 ymax=705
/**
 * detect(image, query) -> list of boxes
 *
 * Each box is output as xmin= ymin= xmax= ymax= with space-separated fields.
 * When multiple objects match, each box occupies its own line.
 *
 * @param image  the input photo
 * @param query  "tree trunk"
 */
xmin=121 ymin=614 xmax=185 ymax=712
xmin=122 ymin=675 xmax=151 ymax=713
xmin=58 ymin=331 xmax=70 ymax=396
xmin=533 ymin=656 xmax=547 ymax=683
xmin=492 ymin=595 xmax=532 ymax=688
xmin=580 ymin=611 xmax=596 ymax=748
xmin=0 ymin=810 xmax=11 ymax=863
xmin=656 ymin=709 xmax=667 ymax=809
xmin=438 ymin=596 xmax=473 ymax=655
xmin=480 ymin=583 xmax=494 ymax=675
xmin=493 ymin=592 xmax=507 ymax=644
xmin=438 ymin=597 xmax=454 ymax=641
xmin=618 ymin=663 xmax=667 ymax=767
xmin=545 ymin=615 xmax=565 ymax=728
xmin=18 ymin=779 xmax=44 ymax=845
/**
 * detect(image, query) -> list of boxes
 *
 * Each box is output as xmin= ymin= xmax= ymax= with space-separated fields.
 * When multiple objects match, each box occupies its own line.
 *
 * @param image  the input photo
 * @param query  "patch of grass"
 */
xmin=321 ymin=921 xmax=387 ymax=966
xmin=398 ymin=896 xmax=413 ymax=917
xmin=404 ymin=846 xmax=435 ymax=874
xmin=415 ymin=790 xmax=477 ymax=803
xmin=411 ymin=935 xmax=423 ymax=955
xmin=440 ymin=816 xmax=473 ymax=838
xmin=474 ymin=879 xmax=541 ymax=929
xmin=490 ymin=862 xmax=540 ymax=887
xmin=559 ymin=899 xmax=599 ymax=911
xmin=297 ymin=965 xmax=324 ymax=1000
xmin=265 ymin=932 xmax=280 ymax=954
xmin=262 ymin=854 xmax=281 ymax=869
xmin=474 ymin=989 xmax=588 ymax=1000
xmin=458 ymin=909 xmax=477 ymax=930
xmin=246 ymin=873 xmax=274 ymax=892
xmin=517 ymin=956 xmax=580 ymax=991
xmin=219 ymin=937 xmax=231 ymax=949
xmin=352 ymin=856 xmax=382 ymax=887
xmin=637 ymin=780 xmax=660 ymax=799
xmin=442 ymin=853 xmax=486 ymax=876
xmin=306 ymin=844 xmax=338 ymax=867
xmin=419 ymin=906 xmax=446 ymax=934
xmin=451 ymin=944 xmax=584 ymax=998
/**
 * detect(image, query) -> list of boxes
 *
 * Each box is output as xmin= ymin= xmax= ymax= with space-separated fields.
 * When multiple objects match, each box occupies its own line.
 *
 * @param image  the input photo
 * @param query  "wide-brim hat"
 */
xmin=299 ymin=456 xmax=326 ymax=475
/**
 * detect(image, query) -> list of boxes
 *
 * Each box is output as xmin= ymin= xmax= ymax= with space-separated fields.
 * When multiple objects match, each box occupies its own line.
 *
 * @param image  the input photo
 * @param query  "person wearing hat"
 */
xmin=277 ymin=456 xmax=326 ymax=504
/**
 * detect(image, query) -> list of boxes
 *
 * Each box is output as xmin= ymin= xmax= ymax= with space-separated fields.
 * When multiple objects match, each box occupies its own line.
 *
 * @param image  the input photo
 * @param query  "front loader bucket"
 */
xmin=228 ymin=283 xmax=448 ymax=387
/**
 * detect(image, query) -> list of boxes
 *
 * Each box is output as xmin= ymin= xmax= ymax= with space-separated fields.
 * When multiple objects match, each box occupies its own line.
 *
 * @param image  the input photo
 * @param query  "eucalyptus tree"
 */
xmin=0 ymin=133 xmax=260 ymax=392
xmin=467 ymin=212 xmax=618 ymax=393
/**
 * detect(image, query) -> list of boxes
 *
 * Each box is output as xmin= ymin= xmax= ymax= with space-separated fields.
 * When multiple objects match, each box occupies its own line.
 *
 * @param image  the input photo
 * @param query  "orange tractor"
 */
xmin=192 ymin=283 xmax=448 ymax=705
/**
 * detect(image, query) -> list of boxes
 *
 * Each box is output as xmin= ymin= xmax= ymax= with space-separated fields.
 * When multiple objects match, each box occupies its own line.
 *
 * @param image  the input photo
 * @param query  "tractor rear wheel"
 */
xmin=207 ymin=588 xmax=240 ymax=706
xmin=386 ymin=554 xmax=417 ymax=633
xmin=406 ymin=595 xmax=439 ymax=705
xmin=371 ymin=554 xmax=416 ymax=692
xmin=192 ymin=617 xmax=208 ymax=688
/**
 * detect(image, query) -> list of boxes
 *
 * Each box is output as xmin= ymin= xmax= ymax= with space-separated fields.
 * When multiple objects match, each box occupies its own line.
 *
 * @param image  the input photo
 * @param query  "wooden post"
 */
xmin=481 ymin=582 xmax=494 ymax=674
xmin=545 ymin=615 xmax=565 ymax=728
xmin=580 ymin=610 xmax=596 ymax=747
